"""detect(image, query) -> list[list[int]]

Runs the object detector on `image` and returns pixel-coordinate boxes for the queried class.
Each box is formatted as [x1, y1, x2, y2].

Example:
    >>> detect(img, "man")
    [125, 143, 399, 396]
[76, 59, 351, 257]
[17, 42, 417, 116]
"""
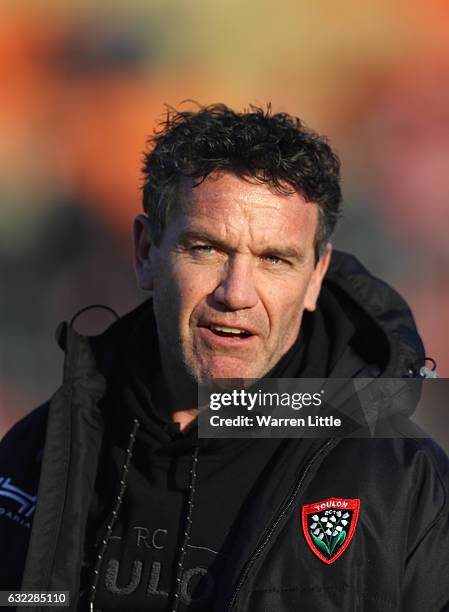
[1, 104, 448, 611]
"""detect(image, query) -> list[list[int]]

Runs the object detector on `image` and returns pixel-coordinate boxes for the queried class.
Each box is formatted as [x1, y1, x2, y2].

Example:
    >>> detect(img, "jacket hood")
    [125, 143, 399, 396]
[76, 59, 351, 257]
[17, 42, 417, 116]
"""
[324, 250, 426, 378]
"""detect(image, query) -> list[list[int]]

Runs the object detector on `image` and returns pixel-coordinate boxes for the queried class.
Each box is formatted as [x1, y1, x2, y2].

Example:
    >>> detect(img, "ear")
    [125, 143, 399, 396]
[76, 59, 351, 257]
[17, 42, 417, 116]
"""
[133, 214, 154, 291]
[304, 243, 332, 312]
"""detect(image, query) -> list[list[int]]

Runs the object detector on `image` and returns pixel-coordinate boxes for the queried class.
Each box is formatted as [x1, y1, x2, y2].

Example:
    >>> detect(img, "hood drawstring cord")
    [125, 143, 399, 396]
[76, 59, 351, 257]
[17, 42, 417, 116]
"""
[171, 445, 200, 612]
[87, 418, 140, 612]
[70, 304, 120, 328]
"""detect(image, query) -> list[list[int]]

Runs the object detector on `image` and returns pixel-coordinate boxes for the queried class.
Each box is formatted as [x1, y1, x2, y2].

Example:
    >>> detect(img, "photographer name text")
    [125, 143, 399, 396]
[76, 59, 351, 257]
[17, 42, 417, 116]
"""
[209, 415, 341, 428]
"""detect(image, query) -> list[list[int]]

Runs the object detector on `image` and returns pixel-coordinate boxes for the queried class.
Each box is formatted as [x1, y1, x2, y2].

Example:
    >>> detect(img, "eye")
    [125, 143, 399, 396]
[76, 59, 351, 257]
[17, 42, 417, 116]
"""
[190, 244, 216, 254]
[263, 254, 284, 265]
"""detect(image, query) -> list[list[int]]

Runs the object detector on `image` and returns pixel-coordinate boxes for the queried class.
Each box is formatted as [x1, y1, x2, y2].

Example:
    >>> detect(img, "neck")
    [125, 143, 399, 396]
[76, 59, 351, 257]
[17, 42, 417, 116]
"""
[172, 408, 199, 431]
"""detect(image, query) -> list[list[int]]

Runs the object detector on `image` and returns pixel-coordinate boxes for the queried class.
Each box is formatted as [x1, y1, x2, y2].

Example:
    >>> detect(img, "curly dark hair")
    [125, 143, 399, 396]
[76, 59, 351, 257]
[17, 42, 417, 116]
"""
[142, 103, 342, 260]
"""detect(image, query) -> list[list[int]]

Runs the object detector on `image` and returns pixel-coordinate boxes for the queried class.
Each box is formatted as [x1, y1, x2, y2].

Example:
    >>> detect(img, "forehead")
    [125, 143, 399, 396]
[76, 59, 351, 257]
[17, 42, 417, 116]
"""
[173, 173, 318, 248]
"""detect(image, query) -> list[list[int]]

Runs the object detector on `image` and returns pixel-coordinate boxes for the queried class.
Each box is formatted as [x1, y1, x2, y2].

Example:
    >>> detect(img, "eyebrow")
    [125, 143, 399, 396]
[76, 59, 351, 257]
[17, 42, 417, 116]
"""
[178, 230, 230, 252]
[257, 246, 306, 261]
[178, 230, 306, 262]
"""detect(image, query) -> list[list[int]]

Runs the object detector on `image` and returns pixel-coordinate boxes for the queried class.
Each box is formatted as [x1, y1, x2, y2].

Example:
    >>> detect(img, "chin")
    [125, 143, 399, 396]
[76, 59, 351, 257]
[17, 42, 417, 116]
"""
[194, 358, 262, 383]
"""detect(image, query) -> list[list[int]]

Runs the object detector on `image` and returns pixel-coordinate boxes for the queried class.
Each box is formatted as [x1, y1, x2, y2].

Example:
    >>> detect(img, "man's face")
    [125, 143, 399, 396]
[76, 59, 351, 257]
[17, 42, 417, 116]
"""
[134, 173, 330, 385]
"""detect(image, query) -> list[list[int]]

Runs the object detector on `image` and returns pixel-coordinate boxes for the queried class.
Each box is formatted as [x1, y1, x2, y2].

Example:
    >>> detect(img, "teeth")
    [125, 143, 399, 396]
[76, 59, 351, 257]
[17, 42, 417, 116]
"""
[210, 325, 247, 335]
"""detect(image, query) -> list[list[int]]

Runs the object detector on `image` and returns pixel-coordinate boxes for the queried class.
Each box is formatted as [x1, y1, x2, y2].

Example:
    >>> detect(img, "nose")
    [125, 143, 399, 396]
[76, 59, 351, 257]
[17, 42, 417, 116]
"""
[213, 255, 259, 311]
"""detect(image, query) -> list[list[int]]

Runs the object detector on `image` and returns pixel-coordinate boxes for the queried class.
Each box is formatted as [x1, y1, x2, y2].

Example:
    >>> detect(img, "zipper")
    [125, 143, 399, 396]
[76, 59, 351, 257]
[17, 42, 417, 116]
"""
[170, 446, 200, 612]
[87, 418, 140, 612]
[226, 437, 339, 612]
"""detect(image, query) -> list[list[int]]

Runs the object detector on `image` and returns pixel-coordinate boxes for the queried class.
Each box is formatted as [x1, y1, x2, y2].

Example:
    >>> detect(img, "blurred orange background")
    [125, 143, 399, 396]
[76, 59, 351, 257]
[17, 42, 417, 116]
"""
[1, 0, 449, 437]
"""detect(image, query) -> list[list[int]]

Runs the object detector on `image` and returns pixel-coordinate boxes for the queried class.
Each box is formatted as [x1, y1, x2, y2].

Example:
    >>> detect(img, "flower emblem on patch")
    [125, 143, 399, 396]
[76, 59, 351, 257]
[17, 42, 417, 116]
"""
[302, 497, 360, 564]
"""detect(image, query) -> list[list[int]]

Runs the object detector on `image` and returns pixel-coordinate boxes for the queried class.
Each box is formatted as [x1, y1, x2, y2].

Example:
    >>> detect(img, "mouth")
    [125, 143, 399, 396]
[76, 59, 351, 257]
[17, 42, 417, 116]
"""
[199, 323, 255, 341]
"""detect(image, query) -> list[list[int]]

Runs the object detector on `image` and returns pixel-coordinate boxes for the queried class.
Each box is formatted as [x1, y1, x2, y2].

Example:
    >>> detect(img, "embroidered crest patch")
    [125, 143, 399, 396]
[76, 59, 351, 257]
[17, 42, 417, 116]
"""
[302, 497, 360, 564]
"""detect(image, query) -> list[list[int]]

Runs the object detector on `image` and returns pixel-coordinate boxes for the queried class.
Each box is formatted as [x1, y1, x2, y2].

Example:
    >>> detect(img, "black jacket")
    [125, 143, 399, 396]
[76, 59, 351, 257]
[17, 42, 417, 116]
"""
[1, 251, 449, 611]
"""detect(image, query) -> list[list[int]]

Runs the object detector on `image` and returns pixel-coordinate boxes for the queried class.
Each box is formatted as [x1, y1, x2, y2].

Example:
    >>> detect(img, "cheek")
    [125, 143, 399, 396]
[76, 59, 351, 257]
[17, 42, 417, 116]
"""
[264, 281, 310, 336]
[168, 265, 215, 323]
[152, 264, 184, 325]
[177, 264, 204, 292]
[263, 281, 306, 320]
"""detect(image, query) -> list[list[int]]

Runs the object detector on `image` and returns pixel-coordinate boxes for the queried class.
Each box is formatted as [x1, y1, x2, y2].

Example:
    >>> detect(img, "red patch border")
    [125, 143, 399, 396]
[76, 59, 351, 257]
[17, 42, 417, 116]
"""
[301, 497, 360, 564]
